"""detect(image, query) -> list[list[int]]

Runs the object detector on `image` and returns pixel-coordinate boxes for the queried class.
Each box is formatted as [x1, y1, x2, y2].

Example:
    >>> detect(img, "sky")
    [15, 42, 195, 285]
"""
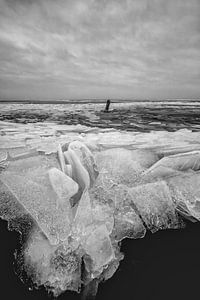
[0, 0, 200, 100]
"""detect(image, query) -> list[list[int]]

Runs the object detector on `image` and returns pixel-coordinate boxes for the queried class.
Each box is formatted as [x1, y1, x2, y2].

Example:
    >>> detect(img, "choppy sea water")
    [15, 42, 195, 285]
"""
[1, 100, 200, 132]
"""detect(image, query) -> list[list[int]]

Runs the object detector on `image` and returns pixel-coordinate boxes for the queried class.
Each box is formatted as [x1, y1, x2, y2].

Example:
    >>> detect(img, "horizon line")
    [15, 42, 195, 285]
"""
[0, 98, 200, 103]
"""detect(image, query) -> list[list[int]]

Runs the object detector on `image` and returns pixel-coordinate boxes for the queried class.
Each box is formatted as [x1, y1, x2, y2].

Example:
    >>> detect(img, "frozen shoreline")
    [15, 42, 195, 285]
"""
[1, 120, 200, 156]
[2, 117, 200, 298]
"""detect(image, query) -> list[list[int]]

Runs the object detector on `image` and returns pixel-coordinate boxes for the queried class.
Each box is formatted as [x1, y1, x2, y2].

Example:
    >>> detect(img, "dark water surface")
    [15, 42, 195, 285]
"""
[1, 101, 200, 132]
[1, 217, 200, 300]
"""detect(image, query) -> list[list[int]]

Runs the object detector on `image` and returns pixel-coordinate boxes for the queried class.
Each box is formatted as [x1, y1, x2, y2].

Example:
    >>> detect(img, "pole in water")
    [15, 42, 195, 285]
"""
[105, 99, 111, 112]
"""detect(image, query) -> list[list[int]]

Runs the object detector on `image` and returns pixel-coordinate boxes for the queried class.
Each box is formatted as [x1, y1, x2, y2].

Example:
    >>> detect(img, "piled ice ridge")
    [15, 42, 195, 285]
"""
[1, 130, 200, 297]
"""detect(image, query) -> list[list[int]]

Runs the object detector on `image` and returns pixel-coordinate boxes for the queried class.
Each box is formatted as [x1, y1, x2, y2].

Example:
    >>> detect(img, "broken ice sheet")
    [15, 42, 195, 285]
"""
[71, 190, 96, 245]
[144, 151, 200, 177]
[128, 181, 181, 232]
[90, 202, 114, 235]
[24, 228, 82, 295]
[0, 150, 7, 163]
[89, 174, 146, 241]
[0, 178, 36, 229]
[2, 137, 200, 298]
[0, 155, 84, 295]
[167, 172, 200, 221]
[0, 172, 72, 244]
[111, 204, 146, 242]
[68, 140, 99, 186]
[64, 149, 90, 191]
[142, 165, 184, 181]
[83, 225, 115, 277]
[95, 148, 144, 187]
[71, 190, 114, 247]
[57, 143, 65, 172]
[94, 148, 159, 188]
[3, 154, 60, 181]
[0, 180, 79, 295]
[48, 167, 78, 208]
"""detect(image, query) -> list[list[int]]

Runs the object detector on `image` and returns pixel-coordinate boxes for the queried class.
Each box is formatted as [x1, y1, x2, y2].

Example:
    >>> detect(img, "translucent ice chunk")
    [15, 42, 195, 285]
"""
[0, 150, 7, 163]
[68, 141, 99, 186]
[0, 179, 32, 224]
[143, 165, 183, 180]
[72, 190, 95, 243]
[83, 225, 115, 276]
[3, 155, 60, 182]
[89, 171, 125, 209]
[130, 149, 159, 169]
[167, 172, 200, 221]
[64, 149, 90, 205]
[173, 200, 197, 223]
[144, 151, 200, 177]
[64, 164, 73, 177]
[0, 171, 72, 245]
[89, 174, 144, 240]
[111, 205, 146, 242]
[57, 144, 65, 172]
[25, 230, 82, 296]
[48, 168, 78, 208]
[47, 245, 82, 295]
[128, 181, 180, 232]
[72, 190, 114, 248]
[90, 203, 114, 234]
[95, 148, 144, 186]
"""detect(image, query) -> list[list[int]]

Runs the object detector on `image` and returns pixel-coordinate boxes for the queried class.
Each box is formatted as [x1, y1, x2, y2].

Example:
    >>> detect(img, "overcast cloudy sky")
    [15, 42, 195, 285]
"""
[0, 0, 199, 100]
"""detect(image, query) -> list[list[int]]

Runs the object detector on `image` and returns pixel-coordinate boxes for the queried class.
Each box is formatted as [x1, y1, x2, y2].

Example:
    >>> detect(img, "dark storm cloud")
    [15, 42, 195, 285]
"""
[0, 0, 200, 100]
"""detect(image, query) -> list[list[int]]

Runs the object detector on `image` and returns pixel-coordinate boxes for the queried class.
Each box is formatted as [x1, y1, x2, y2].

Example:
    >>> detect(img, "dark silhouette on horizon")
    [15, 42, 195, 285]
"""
[104, 99, 111, 112]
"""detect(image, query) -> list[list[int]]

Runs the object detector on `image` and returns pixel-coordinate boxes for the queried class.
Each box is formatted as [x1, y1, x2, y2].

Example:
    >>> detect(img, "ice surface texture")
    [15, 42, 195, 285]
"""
[1, 134, 200, 297]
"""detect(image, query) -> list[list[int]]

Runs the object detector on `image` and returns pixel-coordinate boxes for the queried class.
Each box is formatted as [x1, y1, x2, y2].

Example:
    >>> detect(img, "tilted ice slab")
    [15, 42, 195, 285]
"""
[166, 172, 200, 222]
[128, 181, 180, 232]
[0, 170, 76, 245]
[143, 151, 200, 178]
[1, 124, 200, 296]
